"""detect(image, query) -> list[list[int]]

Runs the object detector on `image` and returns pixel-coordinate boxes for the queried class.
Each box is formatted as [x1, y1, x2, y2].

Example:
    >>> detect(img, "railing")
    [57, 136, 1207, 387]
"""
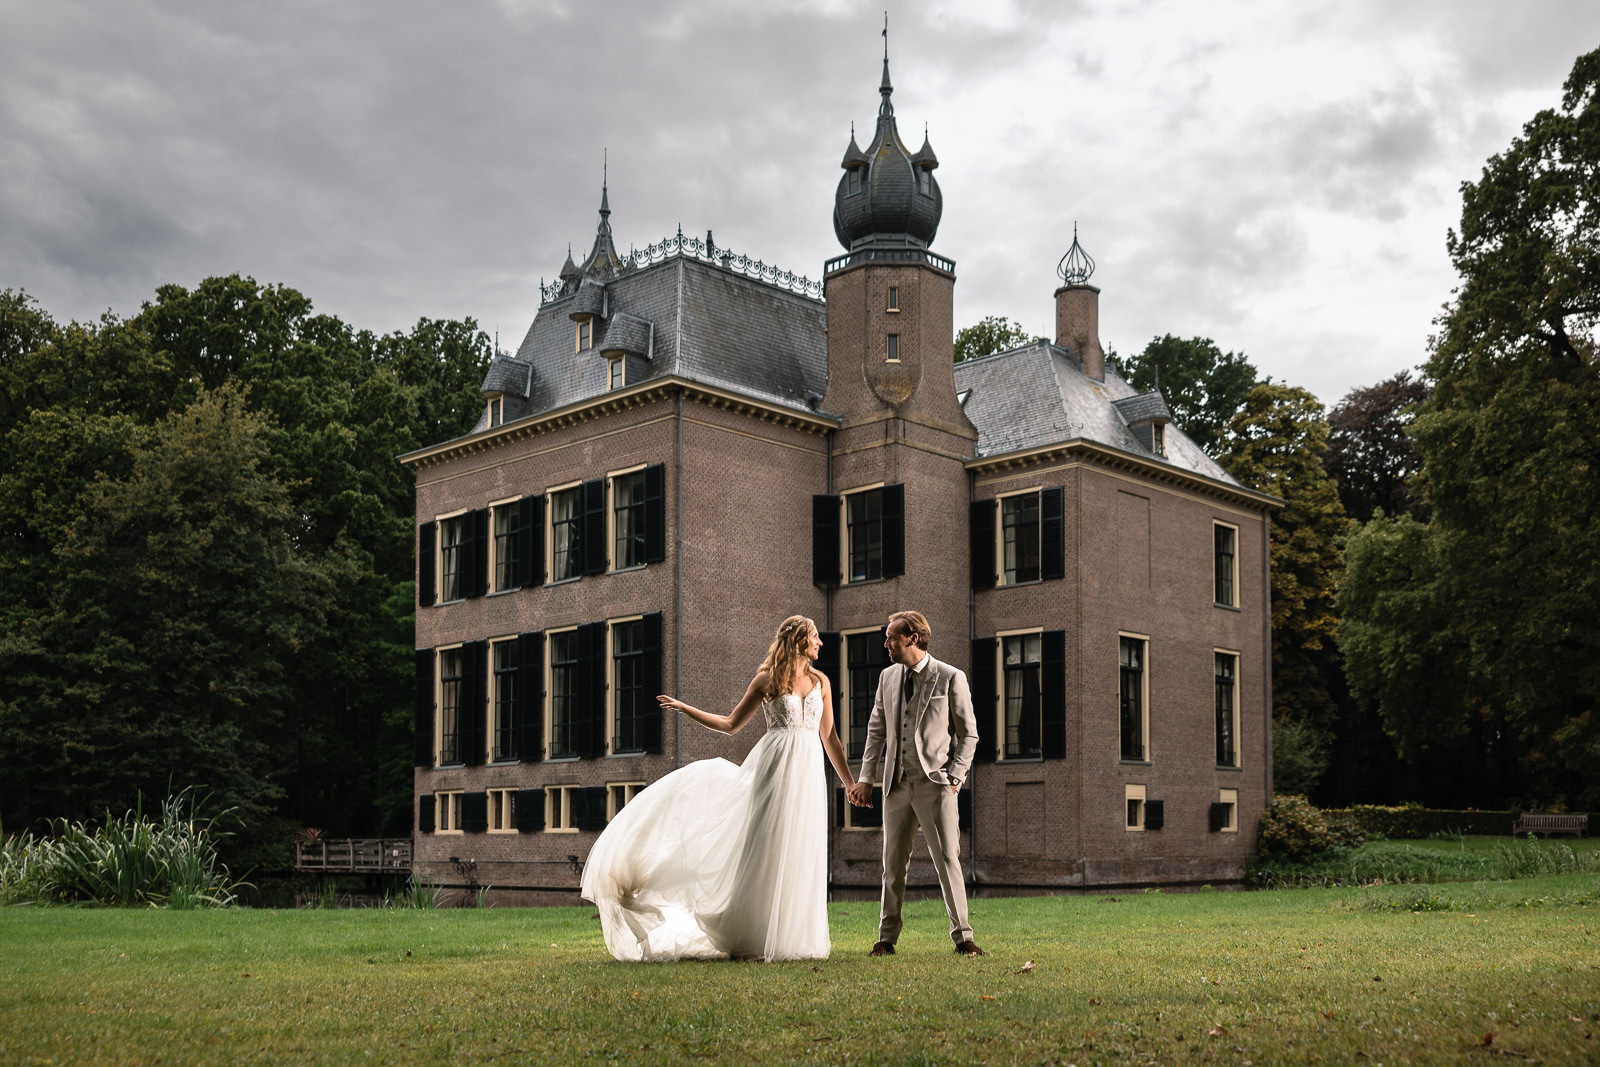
[542, 228, 824, 304]
[823, 247, 956, 277]
[296, 838, 412, 872]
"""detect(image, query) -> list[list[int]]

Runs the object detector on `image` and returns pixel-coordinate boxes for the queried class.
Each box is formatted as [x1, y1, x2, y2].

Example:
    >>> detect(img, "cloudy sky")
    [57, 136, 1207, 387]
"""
[4, 1, 1597, 406]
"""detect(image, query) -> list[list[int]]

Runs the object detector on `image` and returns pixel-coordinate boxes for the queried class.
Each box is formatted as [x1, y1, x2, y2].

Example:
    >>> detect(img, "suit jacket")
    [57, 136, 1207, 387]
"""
[858, 653, 978, 790]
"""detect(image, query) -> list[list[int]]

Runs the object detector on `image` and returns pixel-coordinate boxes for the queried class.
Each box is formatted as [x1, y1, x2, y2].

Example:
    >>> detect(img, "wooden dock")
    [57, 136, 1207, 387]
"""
[295, 838, 412, 873]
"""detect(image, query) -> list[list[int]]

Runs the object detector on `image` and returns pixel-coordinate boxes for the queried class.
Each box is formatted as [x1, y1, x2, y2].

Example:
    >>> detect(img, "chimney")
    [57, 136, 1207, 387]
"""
[1056, 283, 1105, 381]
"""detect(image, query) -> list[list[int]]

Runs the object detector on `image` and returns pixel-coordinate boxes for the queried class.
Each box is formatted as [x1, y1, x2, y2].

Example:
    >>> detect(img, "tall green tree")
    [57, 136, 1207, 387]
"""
[1324, 372, 1431, 523]
[954, 315, 1036, 362]
[1110, 335, 1260, 453]
[1340, 47, 1600, 808]
[1219, 383, 1351, 794]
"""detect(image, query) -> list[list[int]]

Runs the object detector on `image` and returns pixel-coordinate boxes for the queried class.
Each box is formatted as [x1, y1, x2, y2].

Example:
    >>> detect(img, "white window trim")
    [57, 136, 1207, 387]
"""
[606, 781, 646, 821]
[839, 482, 886, 586]
[544, 626, 579, 760]
[487, 633, 519, 763]
[605, 614, 645, 756]
[1218, 788, 1239, 833]
[885, 333, 900, 363]
[546, 481, 584, 585]
[1214, 519, 1240, 609]
[486, 496, 520, 594]
[436, 790, 464, 835]
[545, 785, 579, 833]
[1118, 631, 1151, 764]
[606, 354, 625, 391]
[1125, 783, 1146, 832]
[606, 465, 650, 573]
[1214, 647, 1242, 769]
[434, 642, 465, 767]
[840, 624, 886, 763]
[843, 780, 883, 832]
[994, 626, 1043, 761]
[434, 508, 469, 604]
[994, 486, 1044, 588]
[487, 788, 517, 834]
[575, 319, 592, 352]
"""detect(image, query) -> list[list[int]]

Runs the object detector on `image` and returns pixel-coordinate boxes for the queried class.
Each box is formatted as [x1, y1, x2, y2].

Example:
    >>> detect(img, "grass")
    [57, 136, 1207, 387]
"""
[2, 874, 1598, 1065]
[1250, 833, 1600, 888]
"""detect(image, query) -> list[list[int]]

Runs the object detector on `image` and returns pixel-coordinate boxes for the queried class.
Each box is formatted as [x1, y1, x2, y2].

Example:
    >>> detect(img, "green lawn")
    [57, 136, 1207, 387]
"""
[2, 875, 1597, 1065]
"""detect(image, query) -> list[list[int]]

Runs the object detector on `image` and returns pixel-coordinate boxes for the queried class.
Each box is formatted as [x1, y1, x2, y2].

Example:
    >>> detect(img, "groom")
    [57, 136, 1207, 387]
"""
[847, 610, 983, 957]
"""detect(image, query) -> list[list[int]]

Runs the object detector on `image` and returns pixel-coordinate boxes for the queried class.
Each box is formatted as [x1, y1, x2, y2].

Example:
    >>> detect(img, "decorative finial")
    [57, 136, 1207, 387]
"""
[1056, 222, 1096, 285]
[879, 12, 893, 116]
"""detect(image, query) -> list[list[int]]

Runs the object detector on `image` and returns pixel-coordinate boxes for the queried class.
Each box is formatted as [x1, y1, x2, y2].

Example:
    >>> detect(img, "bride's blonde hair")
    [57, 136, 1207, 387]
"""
[758, 615, 820, 700]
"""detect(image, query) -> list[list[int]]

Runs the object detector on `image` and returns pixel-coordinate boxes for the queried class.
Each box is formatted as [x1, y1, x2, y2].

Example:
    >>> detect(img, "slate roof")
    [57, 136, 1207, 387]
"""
[470, 253, 827, 433]
[953, 341, 1241, 486]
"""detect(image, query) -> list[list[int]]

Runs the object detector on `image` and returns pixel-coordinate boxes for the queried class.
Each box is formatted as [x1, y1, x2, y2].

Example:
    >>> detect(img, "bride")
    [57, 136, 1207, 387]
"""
[580, 615, 860, 961]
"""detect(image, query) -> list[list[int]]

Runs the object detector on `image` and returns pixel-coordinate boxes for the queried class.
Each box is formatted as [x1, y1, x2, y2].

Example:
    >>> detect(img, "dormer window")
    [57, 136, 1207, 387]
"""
[486, 393, 504, 428]
[607, 357, 625, 391]
[1151, 423, 1165, 456]
[576, 319, 593, 351]
[918, 168, 931, 195]
[848, 168, 862, 195]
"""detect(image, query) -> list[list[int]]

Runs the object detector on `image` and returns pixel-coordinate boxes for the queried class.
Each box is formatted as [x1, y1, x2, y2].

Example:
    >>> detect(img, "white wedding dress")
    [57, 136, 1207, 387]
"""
[581, 686, 830, 961]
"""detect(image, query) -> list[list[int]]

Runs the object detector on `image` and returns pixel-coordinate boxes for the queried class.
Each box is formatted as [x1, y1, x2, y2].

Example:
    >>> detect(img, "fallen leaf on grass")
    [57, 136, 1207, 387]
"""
[1321, 1011, 1336, 1020]
[1088, 998, 1101, 1006]
[981, 995, 998, 1001]
[1207, 1025, 1226, 1037]
[1018, 960, 1035, 973]
[1480, 1033, 1494, 1047]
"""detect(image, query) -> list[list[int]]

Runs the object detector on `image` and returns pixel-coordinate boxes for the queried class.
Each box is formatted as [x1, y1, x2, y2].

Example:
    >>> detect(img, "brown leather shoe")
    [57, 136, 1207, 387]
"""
[954, 940, 985, 957]
[870, 941, 896, 956]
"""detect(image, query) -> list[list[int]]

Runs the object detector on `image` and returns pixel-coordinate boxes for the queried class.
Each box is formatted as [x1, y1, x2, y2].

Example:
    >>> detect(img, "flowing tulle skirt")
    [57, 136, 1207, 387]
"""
[580, 727, 829, 961]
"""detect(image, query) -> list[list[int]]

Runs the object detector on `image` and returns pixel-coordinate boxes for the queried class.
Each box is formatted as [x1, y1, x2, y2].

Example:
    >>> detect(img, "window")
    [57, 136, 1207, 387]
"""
[1215, 651, 1239, 767]
[439, 515, 465, 601]
[548, 630, 577, 759]
[1001, 632, 1042, 759]
[846, 488, 883, 583]
[1001, 492, 1041, 585]
[492, 639, 519, 761]
[488, 788, 517, 833]
[546, 785, 578, 832]
[918, 168, 931, 195]
[842, 784, 884, 831]
[1214, 522, 1238, 607]
[438, 647, 463, 764]
[1212, 788, 1238, 832]
[576, 319, 592, 351]
[845, 629, 889, 760]
[486, 394, 504, 428]
[848, 168, 861, 195]
[437, 790, 464, 834]
[549, 486, 582, 582]
[886, 334, 900, 362]
[611, 618, 646, 754]
[491, 500, 520, 592]
[814, 485, 902, 586]
[612, 469, 647, 570]
[1125, 784, 1146, 831]
[607, 782, 645, 820]
[1119, 635, 1147, 761]
[607, 357, 624, 391]
[887, 286, 899, 311]
[1151, 423, 1165, 456]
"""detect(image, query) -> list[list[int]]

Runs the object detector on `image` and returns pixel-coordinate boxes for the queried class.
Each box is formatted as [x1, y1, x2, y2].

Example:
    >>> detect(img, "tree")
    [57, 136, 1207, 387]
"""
[1219, 383, 1351, 792]
[1339, 47, 1600, 808]
[1110, 335, 1260, 453]
[1324, 372, 1431, 523]
[954, 315, 1036, 362]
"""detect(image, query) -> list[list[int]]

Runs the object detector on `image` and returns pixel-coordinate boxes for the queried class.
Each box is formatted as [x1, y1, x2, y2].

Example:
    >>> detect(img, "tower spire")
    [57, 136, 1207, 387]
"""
[879, 12, 893, 117]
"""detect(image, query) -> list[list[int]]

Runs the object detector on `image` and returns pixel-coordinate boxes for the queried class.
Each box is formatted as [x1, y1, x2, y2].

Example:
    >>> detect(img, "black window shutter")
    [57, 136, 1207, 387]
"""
[516, 788, 545, 832]
[969, 637, 998, 763]
[834, 787, 846, 827]
[882, 483, 906, 578]
[1041, 629, 1067, 759]
[812, 495, 841, 585]
[1146, 799, 1165, 831]
[638, 612, 664, 754]
[1209, 802, 1229, 832]
[957, 788, 972, 831]
[417, 794, 436, 833]
[462, 791, 489, 834]
[460, 640, 488, 767]
[466, 507, 489, 597]
[643, 463, 666, 564]
[815, 632, 842, 742]
[1041, 487, 1065, 581]
[413, 648, 435, 767]
[515, 631, 544, 762]
[970, 500, 997, 590]
[515, 496, 538, 589]
[581, 478, 608, 575]
[417, 522, 436, 606]
[575, 786, 609, 831]
[574, 621, 607, 757]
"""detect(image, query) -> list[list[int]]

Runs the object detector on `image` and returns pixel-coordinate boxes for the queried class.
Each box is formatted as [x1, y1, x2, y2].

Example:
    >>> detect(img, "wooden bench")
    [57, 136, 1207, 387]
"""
[1513, 813, 1588, 838]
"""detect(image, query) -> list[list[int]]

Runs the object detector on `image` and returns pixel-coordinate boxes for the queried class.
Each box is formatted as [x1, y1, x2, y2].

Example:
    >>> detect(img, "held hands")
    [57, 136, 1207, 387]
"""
[845, 781, 872, 808]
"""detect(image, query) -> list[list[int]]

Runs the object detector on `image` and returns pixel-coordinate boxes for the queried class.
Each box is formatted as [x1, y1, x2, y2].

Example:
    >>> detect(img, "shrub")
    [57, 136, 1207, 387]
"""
[1255, 795, 1365, 863]
[0, 788, 246, 907]
[1325, 805, 1516, 839]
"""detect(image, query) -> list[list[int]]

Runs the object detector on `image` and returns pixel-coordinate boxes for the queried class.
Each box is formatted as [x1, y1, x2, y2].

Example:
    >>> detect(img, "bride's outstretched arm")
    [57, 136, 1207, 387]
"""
[817, 676, 861, 798]
[658, 672, 768, 735]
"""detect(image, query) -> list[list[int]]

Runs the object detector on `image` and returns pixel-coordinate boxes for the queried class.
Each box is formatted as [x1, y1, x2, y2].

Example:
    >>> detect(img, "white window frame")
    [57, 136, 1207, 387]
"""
[487, 788, 517, 833]
[489, 634, 519, 763]
[840, 625, 887, 762]
[842, 782, 882, 832]
[435, 643, 464, 766]
[607, 781, 645, 820]
[886, 333, 900, 362]
[605, 614, 645, 756]
[995, 627, 1043, 761]
[1118, 631, 1151, 763]
[1125, 783, 1146, 832]
[485, 394, 504, 428]
[606, 355, 625, 391]
[1213, 520, 1239, 608]
[607, 464, 649, 573]
[840, 483, 885, 585]
[575, 319, 592, 352]
[436, 790, 464, 835]
[487, 495, 520, 594]
[995, 487, 1044, 587]
[545, 626, 579, 760]
[887, 286, 899, 312]
[1215, 648, 1241, 769]
[546, 785, 579, 833]
[546, 480, 583, 585]
[1218, 788, 1238, 833]
[435, 508, 468, 603]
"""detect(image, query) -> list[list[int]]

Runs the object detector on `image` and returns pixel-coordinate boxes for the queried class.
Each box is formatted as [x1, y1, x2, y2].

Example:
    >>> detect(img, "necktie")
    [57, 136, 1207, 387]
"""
[902, 666, 916, 713]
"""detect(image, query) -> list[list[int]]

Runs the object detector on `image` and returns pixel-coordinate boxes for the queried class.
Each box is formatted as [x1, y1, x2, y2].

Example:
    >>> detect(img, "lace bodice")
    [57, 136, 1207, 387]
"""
[763, 686, 824, 731]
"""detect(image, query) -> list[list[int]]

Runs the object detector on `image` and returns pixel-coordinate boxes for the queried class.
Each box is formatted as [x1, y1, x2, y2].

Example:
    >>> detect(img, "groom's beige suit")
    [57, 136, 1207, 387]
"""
[858, 652, 977, 946]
